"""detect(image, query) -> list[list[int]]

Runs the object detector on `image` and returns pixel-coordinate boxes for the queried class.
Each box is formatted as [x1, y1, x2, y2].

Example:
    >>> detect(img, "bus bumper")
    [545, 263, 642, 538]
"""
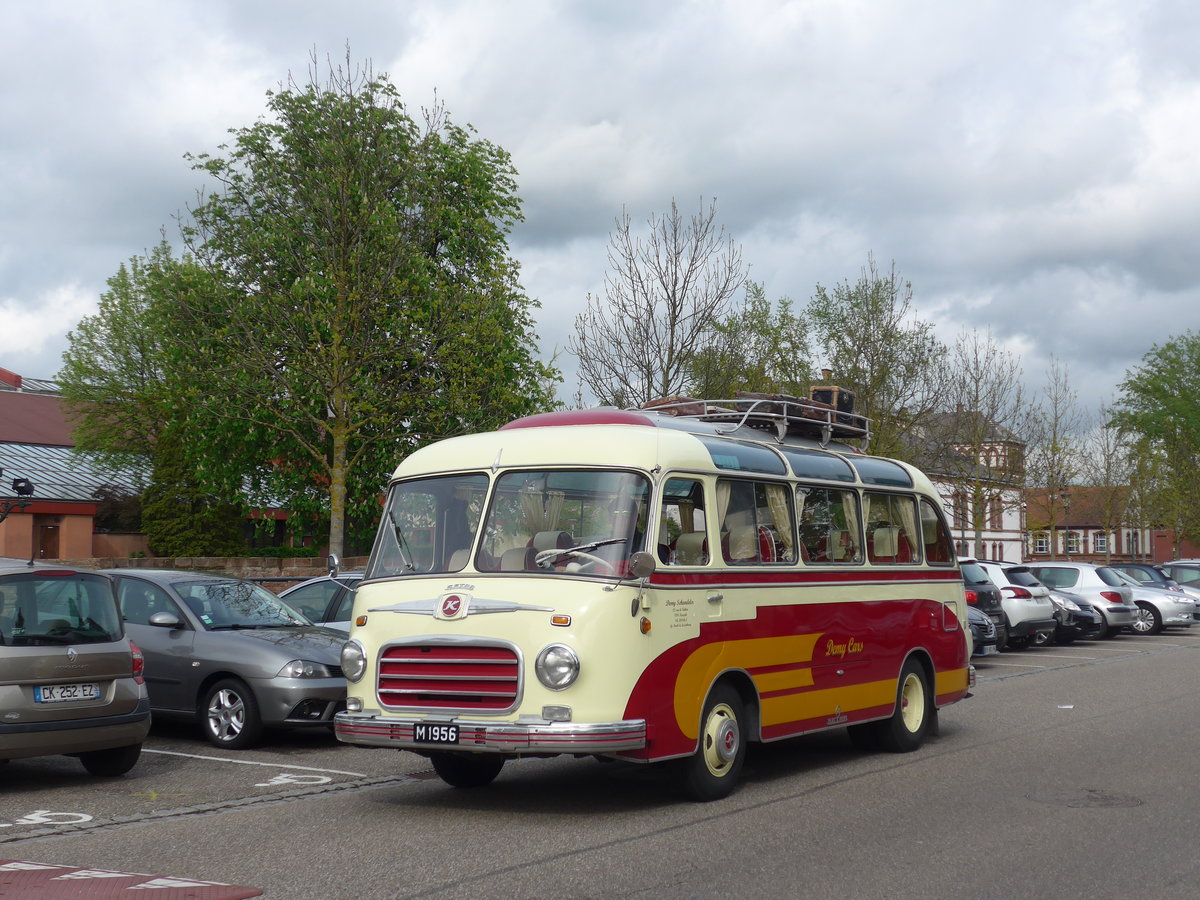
[334, 712, 647, 754]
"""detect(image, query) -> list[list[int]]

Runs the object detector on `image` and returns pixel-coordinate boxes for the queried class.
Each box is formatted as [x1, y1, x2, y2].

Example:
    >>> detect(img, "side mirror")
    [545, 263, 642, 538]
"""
[148, 610, 184, 629]
[327, 553, 341, 578]
[628, 551, 657, 580]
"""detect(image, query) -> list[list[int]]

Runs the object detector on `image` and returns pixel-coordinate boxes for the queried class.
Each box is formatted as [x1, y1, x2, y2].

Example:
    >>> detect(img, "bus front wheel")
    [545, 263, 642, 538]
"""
[680, 684, 746, 802]
[878, 658, 933, 753]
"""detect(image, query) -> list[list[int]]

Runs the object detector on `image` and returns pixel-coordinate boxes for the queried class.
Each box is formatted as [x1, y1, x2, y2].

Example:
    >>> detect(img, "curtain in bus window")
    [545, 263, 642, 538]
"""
[764, 484, 794, 559]
[520, 488, 564, 534]
[841, 493, 861, 560]
[895, 497, 919, 561]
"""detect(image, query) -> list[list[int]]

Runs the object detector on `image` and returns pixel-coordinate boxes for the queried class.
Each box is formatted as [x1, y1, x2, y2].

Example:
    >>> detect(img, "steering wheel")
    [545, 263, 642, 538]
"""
[535, 549, 616, 574]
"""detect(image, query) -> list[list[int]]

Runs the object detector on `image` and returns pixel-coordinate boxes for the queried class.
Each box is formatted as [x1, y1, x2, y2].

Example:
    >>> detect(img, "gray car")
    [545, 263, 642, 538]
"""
[1108, 568, 1196, 634]
[1026, 563, 1139, 638]
[278, 572, 363, 633]
[1, 561, 150, 775]
[104, 569, 346, 749]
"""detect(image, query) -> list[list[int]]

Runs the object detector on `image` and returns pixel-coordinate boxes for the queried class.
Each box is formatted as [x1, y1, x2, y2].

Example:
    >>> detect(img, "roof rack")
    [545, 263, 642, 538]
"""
[638, 390, 870, 445]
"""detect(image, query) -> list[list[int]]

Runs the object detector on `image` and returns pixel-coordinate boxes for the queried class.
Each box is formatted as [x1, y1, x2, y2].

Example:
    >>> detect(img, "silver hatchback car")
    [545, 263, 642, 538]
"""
[0, 561, 150, 775]
[105, 569, 346, 749]
[1026, 563, 1139, 638]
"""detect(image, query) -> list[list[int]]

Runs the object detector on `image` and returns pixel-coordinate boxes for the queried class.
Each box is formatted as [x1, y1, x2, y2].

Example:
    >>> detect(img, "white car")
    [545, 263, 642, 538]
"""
[1026, 563, 1139, 638]
[976, 562, 1056, 649]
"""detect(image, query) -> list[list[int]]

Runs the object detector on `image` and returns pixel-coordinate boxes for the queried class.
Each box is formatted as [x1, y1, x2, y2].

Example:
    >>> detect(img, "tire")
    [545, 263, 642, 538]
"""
[1006, 635, 1030, 650]
[1056, 633, 1076, 645]
[203, 678, 263, 749]
[79, 743, 142, 777]
[1131, 602, 1163, 635]
[878, 658, 933, 753]
[994, 622, 1009, 652]
[1103, 626, 1123, 639]
[430, 752, 505, 788]
[680, 684, 747, 801]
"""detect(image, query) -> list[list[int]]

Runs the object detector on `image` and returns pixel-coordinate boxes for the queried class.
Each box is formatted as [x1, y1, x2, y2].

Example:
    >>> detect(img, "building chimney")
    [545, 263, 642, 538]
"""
[0, 367, 22, 390]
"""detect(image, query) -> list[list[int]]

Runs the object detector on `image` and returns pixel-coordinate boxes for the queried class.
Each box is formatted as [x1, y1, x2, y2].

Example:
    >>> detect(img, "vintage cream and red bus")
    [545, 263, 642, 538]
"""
[334, 395, 972, 800]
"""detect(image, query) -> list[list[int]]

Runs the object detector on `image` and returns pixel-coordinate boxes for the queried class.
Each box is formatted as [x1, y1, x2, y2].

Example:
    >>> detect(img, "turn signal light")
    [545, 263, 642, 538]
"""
[355, 615, 368, 627]
[639, 617, 652, 634]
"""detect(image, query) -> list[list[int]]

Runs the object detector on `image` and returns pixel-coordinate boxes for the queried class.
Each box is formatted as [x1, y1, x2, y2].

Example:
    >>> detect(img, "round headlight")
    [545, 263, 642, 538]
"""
[341, 640, 367, 683]
[535, 643, 580, 691]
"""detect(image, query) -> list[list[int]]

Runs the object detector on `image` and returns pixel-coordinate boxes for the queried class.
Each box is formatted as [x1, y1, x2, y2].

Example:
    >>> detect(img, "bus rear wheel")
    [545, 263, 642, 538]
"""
[430, 752, 505, 788]
[878, 658, 933, 753]
[680, 684, 746, 802]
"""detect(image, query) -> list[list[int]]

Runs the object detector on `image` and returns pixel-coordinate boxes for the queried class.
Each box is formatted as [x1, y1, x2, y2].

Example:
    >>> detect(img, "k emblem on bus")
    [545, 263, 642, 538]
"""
[437, 593, 470, 620]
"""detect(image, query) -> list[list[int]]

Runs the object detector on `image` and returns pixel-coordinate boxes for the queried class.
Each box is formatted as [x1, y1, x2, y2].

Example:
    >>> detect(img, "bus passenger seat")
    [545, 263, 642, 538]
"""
[501, 547, 534, 571]
[727, 525, 759, 563]
[447, 549, 471, 570]
[673, 532, 708, 565]
[533, 530, 573, 551]
[871, 526, 900, 561]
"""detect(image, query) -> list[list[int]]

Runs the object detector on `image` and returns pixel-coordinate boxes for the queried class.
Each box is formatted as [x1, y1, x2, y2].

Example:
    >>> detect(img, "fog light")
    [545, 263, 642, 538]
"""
[347, 696, 363, 712]
[542, 705, 572, 722]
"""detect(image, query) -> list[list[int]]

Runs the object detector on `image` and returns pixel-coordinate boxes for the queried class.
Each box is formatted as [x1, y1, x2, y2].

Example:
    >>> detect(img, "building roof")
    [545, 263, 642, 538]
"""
[0, 443, 144, 503]
[0, 377, 75, 446]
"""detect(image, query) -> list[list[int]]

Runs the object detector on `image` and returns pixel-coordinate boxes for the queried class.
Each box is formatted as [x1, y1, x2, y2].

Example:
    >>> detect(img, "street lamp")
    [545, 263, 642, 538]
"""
[0, 469, 36, 524]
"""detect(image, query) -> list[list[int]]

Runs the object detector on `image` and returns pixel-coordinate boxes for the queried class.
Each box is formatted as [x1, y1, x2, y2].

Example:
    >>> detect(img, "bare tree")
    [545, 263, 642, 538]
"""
[922, 329, 1035, 558]
[1078, 400, 1131, 562]
[1025, 357, 1088, 558]
[569, 198, 745, 406]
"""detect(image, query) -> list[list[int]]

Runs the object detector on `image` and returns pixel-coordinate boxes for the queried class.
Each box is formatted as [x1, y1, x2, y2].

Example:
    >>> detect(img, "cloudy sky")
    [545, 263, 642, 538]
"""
[3, 0, 1198, 416]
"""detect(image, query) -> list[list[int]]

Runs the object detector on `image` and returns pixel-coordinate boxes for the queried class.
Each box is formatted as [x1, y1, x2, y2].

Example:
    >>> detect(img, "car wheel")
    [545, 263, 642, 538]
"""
[203, 678, 263, 749]
[680, 683, 747, 801]
[1056, 633, 1076, 645]
[994, 621, 1009, 651]
[429, 752, 505, 788]
[878, 658, 933, 753]
[1131, 602, 1163, 635]
[78, 743, 142, 777]
[1007, 635, 1030, 650]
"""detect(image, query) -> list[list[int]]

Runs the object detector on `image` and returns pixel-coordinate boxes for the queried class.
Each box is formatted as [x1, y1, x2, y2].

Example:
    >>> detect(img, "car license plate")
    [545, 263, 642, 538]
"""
[413, 723, 459, 745]
[34, 682, 100, 703]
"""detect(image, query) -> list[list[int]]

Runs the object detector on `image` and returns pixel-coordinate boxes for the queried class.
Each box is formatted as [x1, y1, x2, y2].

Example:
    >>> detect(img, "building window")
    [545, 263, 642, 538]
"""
[1034, 532, 1048, 554]
[952, 492, 967, 530]
[1066, 531, 1080, 554]
[988, 495, 1003, 529]
[1094, 533, 1107, 553]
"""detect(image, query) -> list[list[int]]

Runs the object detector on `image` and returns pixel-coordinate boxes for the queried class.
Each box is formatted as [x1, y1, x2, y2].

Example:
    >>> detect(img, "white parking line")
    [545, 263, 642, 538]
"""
[143, 748, 367, 778]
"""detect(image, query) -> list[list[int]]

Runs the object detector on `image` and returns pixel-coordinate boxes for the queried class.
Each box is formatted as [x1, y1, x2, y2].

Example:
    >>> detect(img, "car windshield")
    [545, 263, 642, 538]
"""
[0, 571, 122, 646]
[367, 473, 489, 579]
[1169, 566, 1200, 586]
[176, 580, 309, 629]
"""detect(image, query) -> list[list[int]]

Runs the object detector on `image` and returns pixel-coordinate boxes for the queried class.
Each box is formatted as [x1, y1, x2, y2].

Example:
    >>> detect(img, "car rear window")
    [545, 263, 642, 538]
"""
[960, 562, 992, 585]
[1095, 567, 1127, 586]
[0, 571, 122, 646]
[1003, 567, 1042, 588]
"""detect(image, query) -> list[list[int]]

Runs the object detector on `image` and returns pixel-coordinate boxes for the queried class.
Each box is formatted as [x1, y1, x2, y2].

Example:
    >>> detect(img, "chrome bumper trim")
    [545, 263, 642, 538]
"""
[334, 712, 647, 754]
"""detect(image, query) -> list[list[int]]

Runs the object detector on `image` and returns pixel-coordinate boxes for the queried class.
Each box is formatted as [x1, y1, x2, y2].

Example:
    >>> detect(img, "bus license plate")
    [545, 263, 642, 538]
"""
[35, 683, 100, 703]
[413, 723, 459, 745]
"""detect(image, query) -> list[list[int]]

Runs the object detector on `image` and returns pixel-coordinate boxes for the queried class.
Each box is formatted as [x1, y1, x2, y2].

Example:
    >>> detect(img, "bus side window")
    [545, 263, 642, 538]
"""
[716, 480, 795, 565]
[863, 492, 920, 564]
[919, 498, 954, 565]
[797, 486, 862, 564]
[659, 477, 709, 566]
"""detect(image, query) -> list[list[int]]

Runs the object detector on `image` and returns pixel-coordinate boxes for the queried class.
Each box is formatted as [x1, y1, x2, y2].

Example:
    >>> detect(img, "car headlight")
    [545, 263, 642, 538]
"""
[1057, 597, 1080, 612]
[341, 641, 367, 683]
[535, 644, 580, 691]
[278, 659, 333, 679]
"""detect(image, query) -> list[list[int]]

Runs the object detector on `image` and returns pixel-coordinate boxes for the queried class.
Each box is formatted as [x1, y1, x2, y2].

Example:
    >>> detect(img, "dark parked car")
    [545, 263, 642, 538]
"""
[1047, 588, 1104, 643]
[1, 562, 150, 775]
[968, 604, 999, 657]
[278, 572, 362, 633]
[105, 569, 346, 749]
[961, 558, 1007, 649]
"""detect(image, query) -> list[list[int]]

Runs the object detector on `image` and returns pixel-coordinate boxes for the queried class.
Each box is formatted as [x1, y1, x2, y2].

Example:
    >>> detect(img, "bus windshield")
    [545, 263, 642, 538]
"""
[479, 469, 651, 576]
[366, 469, 652, 579]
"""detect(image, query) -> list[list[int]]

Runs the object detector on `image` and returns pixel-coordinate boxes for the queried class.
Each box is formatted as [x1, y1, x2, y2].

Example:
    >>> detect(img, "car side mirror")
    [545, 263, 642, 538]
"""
[327, 553, 341, 578]
[628, 551, 657, 580]
[148, 610, 184, 629]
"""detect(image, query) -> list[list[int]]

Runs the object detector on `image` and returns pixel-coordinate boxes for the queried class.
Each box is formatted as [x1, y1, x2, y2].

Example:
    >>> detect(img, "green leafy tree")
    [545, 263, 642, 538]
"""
[806, 253, 946, 457]
[1111, 332, 1200, 551]
[685, 281, 813, 398]
[140, 431, 246, 557]
[164, 55, 555, 556]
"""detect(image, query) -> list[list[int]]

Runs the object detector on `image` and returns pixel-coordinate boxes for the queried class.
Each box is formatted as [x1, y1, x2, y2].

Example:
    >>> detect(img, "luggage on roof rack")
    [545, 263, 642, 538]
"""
[639, 389, 870, 443]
